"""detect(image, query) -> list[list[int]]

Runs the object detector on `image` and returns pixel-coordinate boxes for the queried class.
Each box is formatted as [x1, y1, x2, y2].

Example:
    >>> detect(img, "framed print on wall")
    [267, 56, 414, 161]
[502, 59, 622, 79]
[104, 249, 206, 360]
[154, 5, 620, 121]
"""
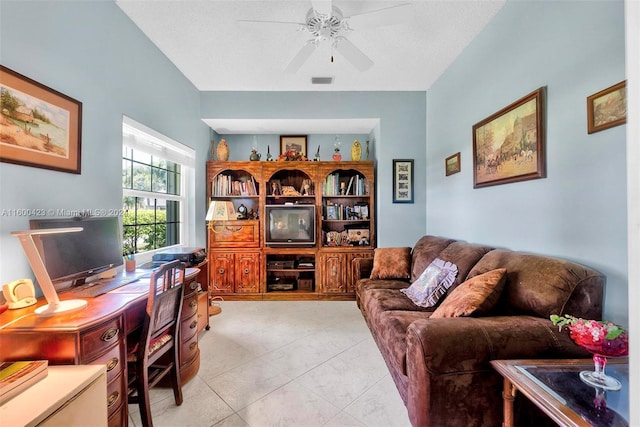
[393, 159, 414, 203]
[0, 65, 82, 174]
[445, 152, 461, 176]
[280, 135, 307, 157]
[587, 80, 626, 134]
[472, 87, 546, 189]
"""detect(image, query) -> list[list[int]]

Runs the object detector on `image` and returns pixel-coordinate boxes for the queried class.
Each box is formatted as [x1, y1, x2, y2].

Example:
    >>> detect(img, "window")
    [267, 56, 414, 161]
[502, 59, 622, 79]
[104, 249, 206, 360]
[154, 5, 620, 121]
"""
[122, 116, 195, 256]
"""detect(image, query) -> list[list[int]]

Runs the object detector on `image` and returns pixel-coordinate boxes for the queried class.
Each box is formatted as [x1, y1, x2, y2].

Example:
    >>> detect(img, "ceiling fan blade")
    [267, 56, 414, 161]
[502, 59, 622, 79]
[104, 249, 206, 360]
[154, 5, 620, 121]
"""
[333, 37, 374, 71]
[311, 0, 332, 16]
[284, 41, 317, 73]
[346, 3, 413, 30]
[237, 19, 305, 26]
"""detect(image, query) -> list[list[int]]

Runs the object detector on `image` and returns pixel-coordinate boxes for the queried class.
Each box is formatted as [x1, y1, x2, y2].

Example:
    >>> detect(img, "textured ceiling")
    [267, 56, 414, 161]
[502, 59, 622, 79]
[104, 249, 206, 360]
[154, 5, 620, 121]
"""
[115, 0, 506, 92]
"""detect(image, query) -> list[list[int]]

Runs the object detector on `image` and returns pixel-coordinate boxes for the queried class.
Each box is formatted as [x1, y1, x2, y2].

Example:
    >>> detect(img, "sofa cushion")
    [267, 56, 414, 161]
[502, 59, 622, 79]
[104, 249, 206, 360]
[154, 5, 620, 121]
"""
[468, 250, 605, 318]
[401, 258, 458, 307]
[362, 288, 433, 321]
[370, 247, 412, 280]
[410, 236, 457, 282]
[431, 268, 506, 318]
[433, 241, 494, 291]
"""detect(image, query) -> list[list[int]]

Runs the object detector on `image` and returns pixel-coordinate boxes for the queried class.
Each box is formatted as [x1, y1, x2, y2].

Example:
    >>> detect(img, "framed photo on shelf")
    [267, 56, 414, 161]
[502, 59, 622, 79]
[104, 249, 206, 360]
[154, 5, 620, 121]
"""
[445, 152, 461, 176]
[0, 65, 82, 174]
[280, 135, 307, 156]
[392, 159, 414, 203]
[325, 205, 339, 220]
[472, 87, 546, 189]
[587, 80, 626, 134]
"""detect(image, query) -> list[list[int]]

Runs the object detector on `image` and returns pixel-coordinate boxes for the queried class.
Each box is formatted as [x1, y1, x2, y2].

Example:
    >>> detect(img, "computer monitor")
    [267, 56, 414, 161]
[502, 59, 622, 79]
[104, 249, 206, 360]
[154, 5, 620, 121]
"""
[29, 216, 124, 290]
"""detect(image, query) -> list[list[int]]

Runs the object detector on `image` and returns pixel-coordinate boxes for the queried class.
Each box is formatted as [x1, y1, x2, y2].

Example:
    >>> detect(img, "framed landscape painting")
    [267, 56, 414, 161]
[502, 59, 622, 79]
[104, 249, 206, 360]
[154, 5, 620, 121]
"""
[0, 65, 82, 174]
[587, 80, 626, 134]
[280, 135, 307, 157]
[472, 87, 546, 188]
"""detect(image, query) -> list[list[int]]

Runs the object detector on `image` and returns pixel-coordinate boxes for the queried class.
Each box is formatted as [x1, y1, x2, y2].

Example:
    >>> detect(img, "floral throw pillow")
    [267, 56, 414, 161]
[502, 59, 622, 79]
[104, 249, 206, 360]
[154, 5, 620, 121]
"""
[430, 268, 507, 318]
[400, 258, 458, 308]
[369, 247, 412, 280]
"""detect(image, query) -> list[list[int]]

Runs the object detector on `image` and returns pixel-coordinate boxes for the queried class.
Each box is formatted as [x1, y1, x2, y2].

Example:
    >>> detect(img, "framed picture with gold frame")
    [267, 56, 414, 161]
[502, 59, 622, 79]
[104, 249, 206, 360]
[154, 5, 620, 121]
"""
[0, 65, 82, 174]
[445, 152, 461, 176]
[472, 87, 546, 188]
[587, 80, 626, 134]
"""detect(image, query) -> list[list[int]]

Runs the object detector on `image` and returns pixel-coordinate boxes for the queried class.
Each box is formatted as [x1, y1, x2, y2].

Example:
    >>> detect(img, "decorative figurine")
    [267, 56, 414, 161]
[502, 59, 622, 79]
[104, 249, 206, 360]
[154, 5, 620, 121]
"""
[351, 139, 362, 161]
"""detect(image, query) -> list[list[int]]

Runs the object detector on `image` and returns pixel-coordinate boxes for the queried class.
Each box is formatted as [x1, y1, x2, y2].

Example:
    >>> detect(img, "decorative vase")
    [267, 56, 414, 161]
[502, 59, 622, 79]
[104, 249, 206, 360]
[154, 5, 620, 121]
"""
[551, 314, 629, 391]
[249, 149, 261, 161]
[216, 139, 229, 161]
[351, 139, 362, 161]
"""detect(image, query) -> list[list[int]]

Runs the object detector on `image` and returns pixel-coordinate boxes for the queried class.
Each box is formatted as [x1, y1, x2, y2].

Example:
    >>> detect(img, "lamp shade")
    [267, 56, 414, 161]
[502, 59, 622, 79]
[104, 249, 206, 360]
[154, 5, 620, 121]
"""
[206, 201, 236, 221]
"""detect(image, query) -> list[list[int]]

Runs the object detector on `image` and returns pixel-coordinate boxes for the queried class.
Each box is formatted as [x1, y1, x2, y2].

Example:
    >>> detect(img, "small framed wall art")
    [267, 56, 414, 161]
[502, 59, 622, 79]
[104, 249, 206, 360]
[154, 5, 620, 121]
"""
[472, 87, 546, 188]
[587, 80, 626, 134]
[392, 159, 414, 203]
[280, 135, 307, 157]
[445, 152, 461, 176]
[0, 65, 82, 174]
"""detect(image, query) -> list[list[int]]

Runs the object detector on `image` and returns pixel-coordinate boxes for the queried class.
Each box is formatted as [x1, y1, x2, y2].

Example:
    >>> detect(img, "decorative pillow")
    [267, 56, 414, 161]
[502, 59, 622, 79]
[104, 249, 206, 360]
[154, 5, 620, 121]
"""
[400, 258, 458, 307]
[369, 247, 412, 280]
[430, 268, 507, 318]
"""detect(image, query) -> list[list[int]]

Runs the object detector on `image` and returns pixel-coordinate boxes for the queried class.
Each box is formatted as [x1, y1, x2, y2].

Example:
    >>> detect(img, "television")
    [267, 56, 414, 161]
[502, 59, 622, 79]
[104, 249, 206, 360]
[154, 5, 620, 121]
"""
[265, 204, 316, 247]
[29, 216, 124, 290]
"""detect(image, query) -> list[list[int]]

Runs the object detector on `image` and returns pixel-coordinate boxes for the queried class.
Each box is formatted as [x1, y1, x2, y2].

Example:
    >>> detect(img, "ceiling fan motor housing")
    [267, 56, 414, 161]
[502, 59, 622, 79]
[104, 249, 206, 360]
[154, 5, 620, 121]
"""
[305, 6, 346, 41]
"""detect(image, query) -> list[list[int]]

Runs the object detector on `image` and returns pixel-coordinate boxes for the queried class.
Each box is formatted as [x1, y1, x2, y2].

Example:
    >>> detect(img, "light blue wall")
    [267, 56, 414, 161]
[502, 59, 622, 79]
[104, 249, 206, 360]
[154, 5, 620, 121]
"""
[201, 91, 427, 247]
[0, 1, 210, 285]
[426, 1, 627, 325]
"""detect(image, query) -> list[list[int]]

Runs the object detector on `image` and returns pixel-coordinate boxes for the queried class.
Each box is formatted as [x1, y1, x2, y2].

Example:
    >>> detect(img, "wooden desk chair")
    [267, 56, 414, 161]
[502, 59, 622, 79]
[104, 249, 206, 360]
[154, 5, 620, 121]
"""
[127, 260, 186, 427]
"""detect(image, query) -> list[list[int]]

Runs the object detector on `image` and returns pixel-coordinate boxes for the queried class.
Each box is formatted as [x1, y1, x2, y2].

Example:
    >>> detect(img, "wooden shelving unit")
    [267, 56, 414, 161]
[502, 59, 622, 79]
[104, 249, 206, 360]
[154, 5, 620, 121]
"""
[206, 161, 375, 300]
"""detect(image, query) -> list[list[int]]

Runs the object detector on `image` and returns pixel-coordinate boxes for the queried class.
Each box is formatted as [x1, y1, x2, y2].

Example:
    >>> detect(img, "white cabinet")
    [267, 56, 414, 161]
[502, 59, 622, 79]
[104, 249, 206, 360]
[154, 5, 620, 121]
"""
[0, 365, 107, 427]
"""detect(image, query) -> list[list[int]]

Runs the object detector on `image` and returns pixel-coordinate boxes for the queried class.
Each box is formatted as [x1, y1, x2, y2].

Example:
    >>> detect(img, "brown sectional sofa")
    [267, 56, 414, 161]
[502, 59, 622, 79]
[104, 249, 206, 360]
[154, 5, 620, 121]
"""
[355, 235, 605, 427]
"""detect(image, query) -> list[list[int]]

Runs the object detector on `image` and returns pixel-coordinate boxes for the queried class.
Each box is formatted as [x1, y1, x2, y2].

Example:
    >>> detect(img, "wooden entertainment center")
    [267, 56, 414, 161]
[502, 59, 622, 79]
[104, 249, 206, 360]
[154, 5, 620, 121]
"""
[207, 161, 375, 300]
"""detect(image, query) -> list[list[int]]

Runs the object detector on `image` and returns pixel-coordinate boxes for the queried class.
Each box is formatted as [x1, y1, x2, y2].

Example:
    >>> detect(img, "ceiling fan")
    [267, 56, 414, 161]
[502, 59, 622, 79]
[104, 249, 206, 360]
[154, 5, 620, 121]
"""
[238, 1, 412, 73]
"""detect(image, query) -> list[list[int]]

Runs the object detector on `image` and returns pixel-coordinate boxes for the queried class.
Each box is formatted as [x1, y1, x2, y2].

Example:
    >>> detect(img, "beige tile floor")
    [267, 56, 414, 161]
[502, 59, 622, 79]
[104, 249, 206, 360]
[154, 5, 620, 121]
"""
[129, 301, 411, 427]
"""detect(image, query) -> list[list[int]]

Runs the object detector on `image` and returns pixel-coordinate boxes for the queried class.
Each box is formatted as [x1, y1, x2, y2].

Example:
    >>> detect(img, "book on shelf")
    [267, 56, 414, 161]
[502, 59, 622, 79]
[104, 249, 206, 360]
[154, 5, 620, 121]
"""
[0, 360, 48, 404]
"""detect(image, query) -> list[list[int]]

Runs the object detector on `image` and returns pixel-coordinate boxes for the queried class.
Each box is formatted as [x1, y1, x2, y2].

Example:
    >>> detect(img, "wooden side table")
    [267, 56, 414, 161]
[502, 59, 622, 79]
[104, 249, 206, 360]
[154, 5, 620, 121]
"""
[491, 359, 629, 427]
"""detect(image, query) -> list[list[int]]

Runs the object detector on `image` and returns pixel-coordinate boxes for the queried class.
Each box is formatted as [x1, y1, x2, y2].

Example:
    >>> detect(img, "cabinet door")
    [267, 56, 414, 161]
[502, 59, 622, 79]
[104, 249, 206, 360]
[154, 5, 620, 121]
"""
[211, 252, 234, 293]
[319, 253, 346, 293]
[235, 252, 260, 293]
[347, 252, 374, 293]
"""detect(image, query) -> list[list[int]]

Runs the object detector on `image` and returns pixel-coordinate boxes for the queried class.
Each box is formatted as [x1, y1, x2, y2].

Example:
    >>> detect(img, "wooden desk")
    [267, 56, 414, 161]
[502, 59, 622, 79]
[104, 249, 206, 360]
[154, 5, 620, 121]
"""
[0, 267, 203, 427]
[491, 359, 629, 427]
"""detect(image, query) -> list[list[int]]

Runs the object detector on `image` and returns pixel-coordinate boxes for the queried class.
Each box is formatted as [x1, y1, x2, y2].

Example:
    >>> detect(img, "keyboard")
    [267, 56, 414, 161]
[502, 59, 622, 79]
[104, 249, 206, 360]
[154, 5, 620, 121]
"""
[73, 277, 140, 298]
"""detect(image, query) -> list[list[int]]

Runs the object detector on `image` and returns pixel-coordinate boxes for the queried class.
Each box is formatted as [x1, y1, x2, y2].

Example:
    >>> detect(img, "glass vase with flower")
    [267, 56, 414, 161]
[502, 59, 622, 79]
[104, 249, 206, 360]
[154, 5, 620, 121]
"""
[551, 314, 628, 390]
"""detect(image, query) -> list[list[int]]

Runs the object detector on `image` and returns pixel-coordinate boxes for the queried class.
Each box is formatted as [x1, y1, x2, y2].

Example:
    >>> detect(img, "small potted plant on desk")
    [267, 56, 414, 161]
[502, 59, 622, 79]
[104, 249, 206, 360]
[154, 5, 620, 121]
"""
[123, 246, 136, 273]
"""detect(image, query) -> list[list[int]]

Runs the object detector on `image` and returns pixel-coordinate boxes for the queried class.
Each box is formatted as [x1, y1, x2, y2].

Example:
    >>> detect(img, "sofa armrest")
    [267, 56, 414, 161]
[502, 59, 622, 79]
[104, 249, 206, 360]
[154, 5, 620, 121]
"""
[404, 315, 590, 427]
[407, 315, 588, 374]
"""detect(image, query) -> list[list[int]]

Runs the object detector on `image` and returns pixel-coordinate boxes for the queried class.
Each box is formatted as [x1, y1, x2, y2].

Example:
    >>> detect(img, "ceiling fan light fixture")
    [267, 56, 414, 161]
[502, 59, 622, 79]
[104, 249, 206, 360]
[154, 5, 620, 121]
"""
[311, 77, 334, 85]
